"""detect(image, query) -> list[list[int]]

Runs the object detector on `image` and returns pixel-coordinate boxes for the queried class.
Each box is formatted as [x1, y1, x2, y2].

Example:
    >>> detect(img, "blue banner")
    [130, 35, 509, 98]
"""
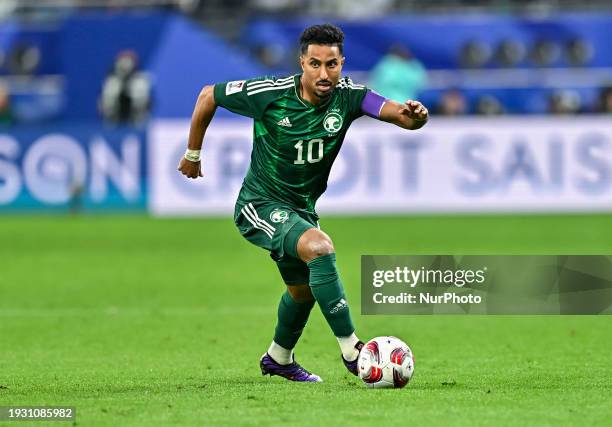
[0, 124, 147, 212]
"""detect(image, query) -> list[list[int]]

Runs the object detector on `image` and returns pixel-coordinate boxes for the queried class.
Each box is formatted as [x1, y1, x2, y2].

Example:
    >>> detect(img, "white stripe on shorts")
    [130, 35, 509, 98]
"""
[241, 206, 274, 239]
[245, 203, 276, 234]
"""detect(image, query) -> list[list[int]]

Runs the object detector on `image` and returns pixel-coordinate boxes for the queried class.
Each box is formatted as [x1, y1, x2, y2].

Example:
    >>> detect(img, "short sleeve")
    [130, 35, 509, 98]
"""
[338, 77, 368, 120]
[214, 77, 285, 120]
[349, 87, 368, 120]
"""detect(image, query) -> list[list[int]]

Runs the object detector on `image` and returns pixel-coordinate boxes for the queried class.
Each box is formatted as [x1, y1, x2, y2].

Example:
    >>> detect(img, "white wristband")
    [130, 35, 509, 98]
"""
[184, 149, 201, 162]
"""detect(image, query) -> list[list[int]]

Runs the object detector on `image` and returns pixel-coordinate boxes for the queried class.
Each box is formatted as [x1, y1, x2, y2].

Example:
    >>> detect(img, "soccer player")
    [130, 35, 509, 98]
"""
[179, 24, 428, 382]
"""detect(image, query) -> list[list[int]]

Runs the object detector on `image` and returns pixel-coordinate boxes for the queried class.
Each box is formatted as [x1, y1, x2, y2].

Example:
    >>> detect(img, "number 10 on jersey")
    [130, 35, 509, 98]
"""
[294, 139, 324, 164]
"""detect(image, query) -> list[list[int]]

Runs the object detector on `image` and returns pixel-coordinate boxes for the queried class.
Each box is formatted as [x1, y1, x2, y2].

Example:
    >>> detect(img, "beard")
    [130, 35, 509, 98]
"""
[314, 80, 334, 98]
[314, 89, 332, 99]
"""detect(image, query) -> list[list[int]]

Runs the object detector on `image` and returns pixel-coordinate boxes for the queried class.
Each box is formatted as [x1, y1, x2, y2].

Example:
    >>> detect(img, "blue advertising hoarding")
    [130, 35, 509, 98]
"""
[0, 124, 146, 212]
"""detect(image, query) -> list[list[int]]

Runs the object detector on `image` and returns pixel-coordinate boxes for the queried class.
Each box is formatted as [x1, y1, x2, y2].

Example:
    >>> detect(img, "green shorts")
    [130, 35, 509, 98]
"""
[234, 199, 319, 285]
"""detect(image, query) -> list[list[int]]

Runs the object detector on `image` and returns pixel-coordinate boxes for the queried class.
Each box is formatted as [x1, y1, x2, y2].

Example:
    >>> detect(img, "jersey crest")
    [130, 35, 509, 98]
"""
[270, 208, 289, 223]
[323, 111, 343, 134]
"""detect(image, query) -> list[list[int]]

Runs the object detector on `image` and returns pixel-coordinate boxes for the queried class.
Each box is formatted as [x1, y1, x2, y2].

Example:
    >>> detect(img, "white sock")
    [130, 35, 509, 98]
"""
[267, 341, 293, 365]
[337, 333, 360, 361]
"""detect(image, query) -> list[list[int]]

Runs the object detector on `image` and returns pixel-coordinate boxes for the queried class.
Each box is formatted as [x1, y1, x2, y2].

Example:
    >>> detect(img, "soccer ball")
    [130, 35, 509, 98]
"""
[357, 336, 414, 388]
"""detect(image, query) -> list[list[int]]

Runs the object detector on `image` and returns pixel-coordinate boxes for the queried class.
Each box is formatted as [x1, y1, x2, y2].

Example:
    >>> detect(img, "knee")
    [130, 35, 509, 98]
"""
[287, 285, 314, 303]
[309, 238, 334, 258]
[297, 229, 335, 263]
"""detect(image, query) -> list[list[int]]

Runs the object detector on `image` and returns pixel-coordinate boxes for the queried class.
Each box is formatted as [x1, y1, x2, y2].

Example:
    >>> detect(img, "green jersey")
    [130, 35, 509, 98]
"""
[213, 74, 368, 212]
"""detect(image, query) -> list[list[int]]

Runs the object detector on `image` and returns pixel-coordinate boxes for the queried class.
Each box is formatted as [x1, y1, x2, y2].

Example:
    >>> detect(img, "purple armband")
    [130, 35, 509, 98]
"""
[361, 90, 387, 118]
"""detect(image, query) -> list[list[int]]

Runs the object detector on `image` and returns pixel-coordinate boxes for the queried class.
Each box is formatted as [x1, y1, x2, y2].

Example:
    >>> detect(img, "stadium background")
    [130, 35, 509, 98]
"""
[1, 1, 611, 425]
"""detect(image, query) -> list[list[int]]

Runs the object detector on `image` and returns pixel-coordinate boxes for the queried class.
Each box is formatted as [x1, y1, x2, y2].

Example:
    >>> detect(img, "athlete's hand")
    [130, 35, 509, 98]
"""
[178, 157, 203, 179]
[399, 100, 428, 122]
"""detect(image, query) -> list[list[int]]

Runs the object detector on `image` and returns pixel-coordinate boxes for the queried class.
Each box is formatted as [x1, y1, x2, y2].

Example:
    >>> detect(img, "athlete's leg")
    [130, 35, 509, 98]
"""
[262, 282, 320, 382]
[297, 228, 363, 369]
[286, 284, 314, 302]
[269, 284, 314, 364]
[263, 282, 320, 382]
[235, 201, 321, 381]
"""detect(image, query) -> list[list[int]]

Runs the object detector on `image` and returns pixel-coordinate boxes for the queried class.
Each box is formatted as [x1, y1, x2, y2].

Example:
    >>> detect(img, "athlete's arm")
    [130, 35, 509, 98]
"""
[178, 84, 217, 179]
[361, 90, 428, 130]
[380, 99, 428, 130]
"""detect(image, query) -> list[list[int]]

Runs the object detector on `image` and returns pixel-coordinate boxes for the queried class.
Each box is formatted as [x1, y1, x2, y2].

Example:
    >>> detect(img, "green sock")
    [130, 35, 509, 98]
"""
[273, 291, 315, 350]
[307, 253, 355, 337]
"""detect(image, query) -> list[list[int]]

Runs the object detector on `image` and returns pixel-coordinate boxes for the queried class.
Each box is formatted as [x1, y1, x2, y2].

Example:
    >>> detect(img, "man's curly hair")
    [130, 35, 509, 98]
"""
[299, 24, 344, 54]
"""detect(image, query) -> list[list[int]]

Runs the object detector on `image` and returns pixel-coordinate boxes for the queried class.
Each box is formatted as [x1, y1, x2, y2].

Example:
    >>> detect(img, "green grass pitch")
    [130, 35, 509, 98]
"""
[1, 214, 611, 426]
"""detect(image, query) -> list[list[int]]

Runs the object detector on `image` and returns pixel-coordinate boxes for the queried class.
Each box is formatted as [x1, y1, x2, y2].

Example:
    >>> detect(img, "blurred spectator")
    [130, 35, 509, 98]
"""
[369, 44, 427, 103]
[595, 85, 612, 113]
[460, 40, 492, 68]
[548, 90, 581, 115]
[531, 40, 561, 67]
[565, 38, 593, 66]
[436, 89, 467, 116]
[494, 39, 526, 67]
[8, 43, 41, 76]
[255, 44, 286, 69]
[475, 95, 504, 115]
[99, 50, 151, 125]
[0, 84, 15, 126]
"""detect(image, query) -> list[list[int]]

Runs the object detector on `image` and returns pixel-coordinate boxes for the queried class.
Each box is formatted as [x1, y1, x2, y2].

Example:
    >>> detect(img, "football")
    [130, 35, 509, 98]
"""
[358, 336, 414, 388]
